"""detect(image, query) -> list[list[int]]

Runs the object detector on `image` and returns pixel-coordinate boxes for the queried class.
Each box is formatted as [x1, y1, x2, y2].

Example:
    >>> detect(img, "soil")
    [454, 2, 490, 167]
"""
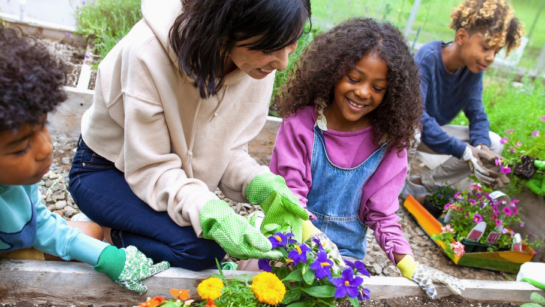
[513, 155, 538, 180]
[36, 38, 87, 88]
[338, 295, 519, 307]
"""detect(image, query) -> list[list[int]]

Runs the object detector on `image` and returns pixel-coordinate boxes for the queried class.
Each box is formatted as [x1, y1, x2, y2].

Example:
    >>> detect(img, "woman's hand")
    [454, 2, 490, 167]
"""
[397, 255, 465, 298]
[246, 173, 309, 242]
[200, 199, 283, 260]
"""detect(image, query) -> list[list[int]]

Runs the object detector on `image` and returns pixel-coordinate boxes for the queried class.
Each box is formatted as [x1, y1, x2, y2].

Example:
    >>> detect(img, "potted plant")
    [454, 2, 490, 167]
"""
[423, 185, 457, 219]
[432, 184, 543, 255]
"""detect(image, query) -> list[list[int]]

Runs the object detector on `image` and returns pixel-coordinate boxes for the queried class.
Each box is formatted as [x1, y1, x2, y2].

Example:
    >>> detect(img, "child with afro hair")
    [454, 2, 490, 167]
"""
[0, 24, 168, 293]
[271, 18, 464, 299]
[402, 0, 523, 200]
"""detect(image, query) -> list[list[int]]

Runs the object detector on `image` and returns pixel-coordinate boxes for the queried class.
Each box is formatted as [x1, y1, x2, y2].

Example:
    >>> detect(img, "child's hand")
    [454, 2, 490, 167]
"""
[397, 255, 464, 298]
[245, 173, 309, 242]
[94, 246, 170, 294]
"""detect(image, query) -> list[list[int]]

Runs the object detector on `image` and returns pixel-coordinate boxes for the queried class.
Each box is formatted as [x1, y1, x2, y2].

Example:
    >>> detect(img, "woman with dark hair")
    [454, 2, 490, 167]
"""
[68, 0, 311, 271]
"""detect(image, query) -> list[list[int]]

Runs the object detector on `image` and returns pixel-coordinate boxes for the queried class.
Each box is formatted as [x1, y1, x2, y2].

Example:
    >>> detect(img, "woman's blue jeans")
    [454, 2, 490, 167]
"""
[68, 137, 226, 270]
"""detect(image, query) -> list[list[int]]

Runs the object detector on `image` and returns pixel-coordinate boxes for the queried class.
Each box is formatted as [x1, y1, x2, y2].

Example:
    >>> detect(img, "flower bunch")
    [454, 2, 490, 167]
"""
[259, 225, 371, 306]
[433, 186, 543, 253]
[427, 185, 457, 209]
[135, 290, 193, 307]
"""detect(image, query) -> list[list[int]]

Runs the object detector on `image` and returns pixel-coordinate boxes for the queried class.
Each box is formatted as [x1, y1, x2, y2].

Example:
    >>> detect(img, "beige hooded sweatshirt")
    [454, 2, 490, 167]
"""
[81, 0, 273, 236]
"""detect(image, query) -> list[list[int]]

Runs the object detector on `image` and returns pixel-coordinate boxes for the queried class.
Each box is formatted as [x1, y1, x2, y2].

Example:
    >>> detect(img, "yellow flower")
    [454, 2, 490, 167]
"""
[197, 277, 224, 301]
[251, 272, 286, 305]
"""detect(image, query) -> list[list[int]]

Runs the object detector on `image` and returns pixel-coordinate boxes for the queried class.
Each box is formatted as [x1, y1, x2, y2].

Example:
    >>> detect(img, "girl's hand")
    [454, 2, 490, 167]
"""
[245, 173, 309, 242]
[397, 255, 465, 299]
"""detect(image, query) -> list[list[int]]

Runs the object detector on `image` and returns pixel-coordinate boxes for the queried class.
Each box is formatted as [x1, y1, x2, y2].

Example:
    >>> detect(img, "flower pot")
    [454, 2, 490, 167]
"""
[422, 196, 443, 219]
[461, 239, 510, 253]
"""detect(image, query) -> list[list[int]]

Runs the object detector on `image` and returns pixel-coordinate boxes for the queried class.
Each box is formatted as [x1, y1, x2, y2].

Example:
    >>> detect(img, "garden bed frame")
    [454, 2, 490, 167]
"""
[0, 259, 543, 305]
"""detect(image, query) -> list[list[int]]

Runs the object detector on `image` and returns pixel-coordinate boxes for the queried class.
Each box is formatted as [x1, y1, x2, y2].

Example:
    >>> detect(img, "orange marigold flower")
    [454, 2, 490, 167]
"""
[170, 288, 191, 300]
[137, 296, 165, 307]
[205, 299, 216, 307]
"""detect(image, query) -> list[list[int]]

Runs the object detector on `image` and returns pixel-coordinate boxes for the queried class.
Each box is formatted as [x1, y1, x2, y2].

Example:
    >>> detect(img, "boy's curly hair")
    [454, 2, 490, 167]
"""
[0, 24, 66, 132]
[450, 0, 524, 56]
[275, 18, 422, 153]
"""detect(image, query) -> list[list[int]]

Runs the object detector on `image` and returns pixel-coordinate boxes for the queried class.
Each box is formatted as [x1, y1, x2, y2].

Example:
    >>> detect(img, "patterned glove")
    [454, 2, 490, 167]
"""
[462, 145, 501, 187]
[94, 246, 170, 294]
[246, 173, 309, 242]
[200, 199, 283, 260]
[397, 255, 465, 298]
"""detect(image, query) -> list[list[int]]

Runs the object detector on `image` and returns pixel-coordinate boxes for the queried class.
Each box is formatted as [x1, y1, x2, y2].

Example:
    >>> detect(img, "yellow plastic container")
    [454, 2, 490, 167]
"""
[403, 195, 535, 273]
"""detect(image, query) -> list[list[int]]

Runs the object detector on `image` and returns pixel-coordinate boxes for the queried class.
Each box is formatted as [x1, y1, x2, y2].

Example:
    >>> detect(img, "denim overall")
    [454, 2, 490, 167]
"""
[307, 125, 387, 260]
[0, 200, 37, 252]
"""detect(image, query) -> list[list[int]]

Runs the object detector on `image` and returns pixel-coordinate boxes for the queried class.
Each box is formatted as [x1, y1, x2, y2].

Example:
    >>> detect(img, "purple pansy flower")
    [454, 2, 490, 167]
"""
[331, 268, 364, 298]
[269, 232, 291, 249]
[344, 259, 370, 277]
[309, 250, 333, 279]
[500, 137, 508, 144]
[288, 244, 311, 266]
[357, 288, 371, 301]
[473, 213, 482, 223]
[469, 198, 476, 206]
[532, 130, 539, 137]
[501, 165, 511, 174]
[258, 259, 272, 272]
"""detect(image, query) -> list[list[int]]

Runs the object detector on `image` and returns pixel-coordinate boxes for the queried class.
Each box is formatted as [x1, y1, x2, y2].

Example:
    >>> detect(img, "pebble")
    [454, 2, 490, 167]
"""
[61, 157, 71, 165]
[55, 201, 67, 210]
[372, 263, 382, 275]
[64, 207, 76, 217]
[47, 205, 56, 211]
[52, 210, 64, 217]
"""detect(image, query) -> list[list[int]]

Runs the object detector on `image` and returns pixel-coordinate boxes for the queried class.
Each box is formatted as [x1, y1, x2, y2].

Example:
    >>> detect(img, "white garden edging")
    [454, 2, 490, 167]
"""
[0, 259, 542, 305]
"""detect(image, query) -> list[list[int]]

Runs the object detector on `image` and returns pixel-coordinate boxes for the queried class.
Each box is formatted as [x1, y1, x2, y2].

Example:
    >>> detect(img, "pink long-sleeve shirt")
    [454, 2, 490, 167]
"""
[270, 106, 412, 263]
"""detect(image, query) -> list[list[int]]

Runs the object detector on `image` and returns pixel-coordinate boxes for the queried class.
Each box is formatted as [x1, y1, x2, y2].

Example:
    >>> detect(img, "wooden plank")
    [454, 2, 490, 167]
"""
[0, 259, 543, 305]
[48, 87, 94, 140]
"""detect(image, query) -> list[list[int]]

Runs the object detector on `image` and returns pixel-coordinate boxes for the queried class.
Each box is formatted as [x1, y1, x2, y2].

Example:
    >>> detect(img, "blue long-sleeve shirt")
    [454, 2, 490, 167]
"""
[0, 183, 108, 265]
[414, 40, 491, 159]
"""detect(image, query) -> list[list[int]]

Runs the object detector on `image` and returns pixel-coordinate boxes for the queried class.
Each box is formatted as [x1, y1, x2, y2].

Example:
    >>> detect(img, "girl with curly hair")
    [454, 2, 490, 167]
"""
[271, 18, 463, 298]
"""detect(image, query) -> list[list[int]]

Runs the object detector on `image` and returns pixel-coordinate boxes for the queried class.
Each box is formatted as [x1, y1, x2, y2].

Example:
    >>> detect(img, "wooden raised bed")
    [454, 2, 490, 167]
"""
[0, 259, 543, 305]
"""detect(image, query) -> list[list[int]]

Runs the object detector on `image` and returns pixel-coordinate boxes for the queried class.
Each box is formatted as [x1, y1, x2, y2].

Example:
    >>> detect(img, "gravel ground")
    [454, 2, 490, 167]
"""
[35, 38, 87, 88]
[41, 138, 506, 281]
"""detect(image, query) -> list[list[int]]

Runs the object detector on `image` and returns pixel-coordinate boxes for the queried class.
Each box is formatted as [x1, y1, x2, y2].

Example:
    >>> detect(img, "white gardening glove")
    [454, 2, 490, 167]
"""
[397, 255, 465, 298]
[461, 145, 500, 187]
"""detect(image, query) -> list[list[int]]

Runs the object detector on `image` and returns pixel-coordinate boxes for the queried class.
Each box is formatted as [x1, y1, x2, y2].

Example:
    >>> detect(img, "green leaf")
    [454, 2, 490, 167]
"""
[349, 297, 359, 307]
[531, 292, 545, 306]
[280, 248, 289, 258]
[277, 266, 291, 280]
[521, 303, 542, 307]
[283, 269, 304, 282]
[287, 303, 307, 307]
[301, 285, 336, 298]
[303, 266, 316, 285]
[282, 288, 303, 304]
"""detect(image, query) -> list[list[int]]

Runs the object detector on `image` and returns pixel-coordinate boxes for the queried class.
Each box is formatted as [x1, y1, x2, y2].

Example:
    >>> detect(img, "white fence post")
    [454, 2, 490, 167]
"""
[404, 0, 422, 40]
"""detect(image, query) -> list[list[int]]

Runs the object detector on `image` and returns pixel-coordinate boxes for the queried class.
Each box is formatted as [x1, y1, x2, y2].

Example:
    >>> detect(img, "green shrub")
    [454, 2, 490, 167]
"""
[74, 0, 142, 66]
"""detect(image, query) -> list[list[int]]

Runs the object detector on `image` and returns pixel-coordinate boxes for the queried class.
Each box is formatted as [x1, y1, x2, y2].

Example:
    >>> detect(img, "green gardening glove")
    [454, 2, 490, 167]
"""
[527, 160, 545, 196]
[246, 173, 309, 242]
[200, 199, 283, 260]
[94, 246, 170, 294]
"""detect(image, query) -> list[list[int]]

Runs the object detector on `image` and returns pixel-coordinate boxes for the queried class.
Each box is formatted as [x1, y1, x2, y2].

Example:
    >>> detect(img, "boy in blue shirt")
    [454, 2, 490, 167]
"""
[0, 24, 168, 294]
[402, 0, 523, 198]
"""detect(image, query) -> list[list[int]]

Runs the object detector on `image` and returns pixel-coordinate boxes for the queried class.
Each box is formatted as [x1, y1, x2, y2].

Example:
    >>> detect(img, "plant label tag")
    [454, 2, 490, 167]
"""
[466, 222, 487, 242]
[488, 191, 511, 204]
[486, 232, 501, 243]
[444, 209, 453, 223]
[512, 233, 522, 252]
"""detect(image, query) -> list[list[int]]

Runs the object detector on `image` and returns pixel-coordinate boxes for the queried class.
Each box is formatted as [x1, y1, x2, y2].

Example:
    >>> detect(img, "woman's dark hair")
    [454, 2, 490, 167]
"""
[0, 24, 66, 132]
[275, 18, 422, 154]
[169, 0, 311, 99]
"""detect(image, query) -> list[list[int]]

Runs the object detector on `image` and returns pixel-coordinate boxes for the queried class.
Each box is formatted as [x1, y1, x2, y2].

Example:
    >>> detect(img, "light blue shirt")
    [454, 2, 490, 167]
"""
[0, 183, 108, 265]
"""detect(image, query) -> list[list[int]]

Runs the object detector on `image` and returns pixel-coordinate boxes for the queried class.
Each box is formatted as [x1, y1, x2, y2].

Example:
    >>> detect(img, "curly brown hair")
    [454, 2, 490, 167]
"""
[0, 24, 66, 131]
[275, 18, 422, 153]
[449, 0, 524, 56]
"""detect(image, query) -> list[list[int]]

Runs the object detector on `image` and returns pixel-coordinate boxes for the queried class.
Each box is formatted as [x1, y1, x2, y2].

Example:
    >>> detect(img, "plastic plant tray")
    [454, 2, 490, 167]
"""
[403, 194, 535, 274]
